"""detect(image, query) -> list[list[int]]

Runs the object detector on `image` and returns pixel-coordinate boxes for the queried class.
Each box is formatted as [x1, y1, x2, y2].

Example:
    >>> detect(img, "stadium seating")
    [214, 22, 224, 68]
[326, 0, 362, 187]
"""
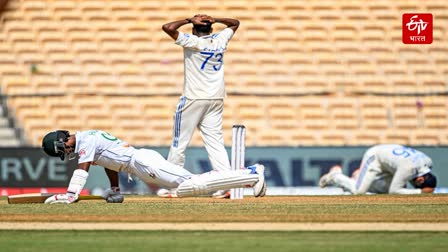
[0, 0, 447, 146]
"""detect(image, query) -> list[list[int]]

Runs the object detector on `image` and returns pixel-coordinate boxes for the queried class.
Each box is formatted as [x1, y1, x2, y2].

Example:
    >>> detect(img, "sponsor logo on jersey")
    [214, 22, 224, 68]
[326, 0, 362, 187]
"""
[79, 149, 86, 157]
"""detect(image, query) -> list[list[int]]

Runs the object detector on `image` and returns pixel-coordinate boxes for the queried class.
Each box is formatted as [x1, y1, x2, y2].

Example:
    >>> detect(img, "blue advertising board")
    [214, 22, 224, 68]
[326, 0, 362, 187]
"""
[1, 147, 446, 194]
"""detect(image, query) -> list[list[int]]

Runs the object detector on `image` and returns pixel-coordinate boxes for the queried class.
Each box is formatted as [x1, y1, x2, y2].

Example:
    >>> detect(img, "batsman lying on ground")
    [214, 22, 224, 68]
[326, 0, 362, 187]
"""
[319, 144, 437, 194]
[41, 130, 267, 204]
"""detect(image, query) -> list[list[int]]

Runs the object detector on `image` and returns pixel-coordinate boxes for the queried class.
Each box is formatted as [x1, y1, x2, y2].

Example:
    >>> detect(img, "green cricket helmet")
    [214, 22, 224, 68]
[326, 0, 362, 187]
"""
[42, 130, 71, 160]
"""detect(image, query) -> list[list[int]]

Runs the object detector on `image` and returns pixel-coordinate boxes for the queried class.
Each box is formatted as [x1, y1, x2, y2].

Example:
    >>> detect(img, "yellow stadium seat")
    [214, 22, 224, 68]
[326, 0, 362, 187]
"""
[78, 0, 104, 11]
[360, 28, 386, 42]
[119, 75, 149, 92]
[134, 0, 162, 11]
[299, 100, 329, 130]
[0, 50, 16, 64]
[257, 129, 287, 146]
[101, 41, 129, 53]
[301, 76, 334, 93]
[86, 115, 114, 131]
[43, 41, 70, 54]
[290, 130, 318, 146]
[269, 103, 298, 130]
[33, 76, 60, 93]
[55, 9, 83, 22]
[351, 130, 381, 146]
[333, 26, 358, 42]
[84, 63, 112, 77]
[2, 77, 34, 95]
[359, 99, 390, 130]
[302, 26, 328, 42]
[330, 99, 359, 130]
[334, 77, 357, 93]
[114, 63, 142, 76]
[439, 132, 448, 145]
[164, 0, 191, 11]
[382, 129, 412, 145]
[52, 109, 82, 129]
[422, 102, 447, 129]
[222, 0, 248, 11]
[125, 29, 150, 44]
[25, 120, 55, 145]
[321, 130, 348, 146]
[90, 82, 118, 95]
[419, 76, 447, 93]
[0, 64, 25, 76]
[51, 0, 76, 11]
[391, 98, 423, 129]
[235, 99, 265, 122]
[410, 129, 441, 146]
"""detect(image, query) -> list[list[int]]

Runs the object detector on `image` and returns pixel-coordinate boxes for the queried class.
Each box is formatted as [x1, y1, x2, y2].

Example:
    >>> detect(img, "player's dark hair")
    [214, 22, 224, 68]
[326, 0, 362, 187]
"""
[412, 173, 437, 189]
[421, 173, 437, 188]
[194, 20, 212, 34]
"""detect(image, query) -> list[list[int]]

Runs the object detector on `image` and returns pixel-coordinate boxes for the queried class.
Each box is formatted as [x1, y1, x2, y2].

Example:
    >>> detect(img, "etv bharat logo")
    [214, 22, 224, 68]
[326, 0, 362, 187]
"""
[402, 13, 433, 44]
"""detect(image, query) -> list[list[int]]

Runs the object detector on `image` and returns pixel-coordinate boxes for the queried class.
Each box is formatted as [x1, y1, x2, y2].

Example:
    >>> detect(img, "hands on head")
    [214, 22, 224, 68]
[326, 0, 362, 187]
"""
[191, 14, 215, 25]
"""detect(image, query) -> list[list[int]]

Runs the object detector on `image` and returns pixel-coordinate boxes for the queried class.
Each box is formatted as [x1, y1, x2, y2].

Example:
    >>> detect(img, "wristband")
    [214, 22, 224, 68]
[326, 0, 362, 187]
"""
[186, 18, 192, 23]
[111, 186, 120, 193]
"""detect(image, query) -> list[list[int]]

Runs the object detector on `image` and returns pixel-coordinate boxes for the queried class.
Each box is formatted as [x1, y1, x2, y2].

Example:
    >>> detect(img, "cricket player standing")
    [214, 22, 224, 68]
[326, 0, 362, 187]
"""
[162, 15, 240, 198]
[41, 130, 266, 204]
[319, 144, 437, 194]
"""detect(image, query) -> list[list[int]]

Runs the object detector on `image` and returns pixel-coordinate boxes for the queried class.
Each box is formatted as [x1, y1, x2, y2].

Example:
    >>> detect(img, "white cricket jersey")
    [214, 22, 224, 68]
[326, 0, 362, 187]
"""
[175, 28, 234, 99]
[75, 130, 136, 173]
[372, 144, 432, 176]
[369, 144, 432, 194]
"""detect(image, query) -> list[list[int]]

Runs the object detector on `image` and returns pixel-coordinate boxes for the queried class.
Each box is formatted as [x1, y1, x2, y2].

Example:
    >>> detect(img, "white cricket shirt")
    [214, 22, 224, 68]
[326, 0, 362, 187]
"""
[370, 144, 433, 194]
[75, 130, 136, 173]
[175, 28, 234, 99]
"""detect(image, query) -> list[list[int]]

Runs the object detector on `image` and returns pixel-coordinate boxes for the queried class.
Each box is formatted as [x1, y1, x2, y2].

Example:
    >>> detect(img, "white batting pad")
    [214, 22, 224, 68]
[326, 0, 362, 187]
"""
[177, 170, 258, 197]
[67, 169, 89, 197]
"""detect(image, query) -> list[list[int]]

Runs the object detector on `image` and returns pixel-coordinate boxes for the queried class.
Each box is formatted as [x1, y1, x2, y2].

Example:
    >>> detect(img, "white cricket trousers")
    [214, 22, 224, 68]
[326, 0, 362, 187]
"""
[331, 151, 389, 194]
[168, 96, 231, 171]
[129, 149, 259, 196]
[130, 149, 193, 189]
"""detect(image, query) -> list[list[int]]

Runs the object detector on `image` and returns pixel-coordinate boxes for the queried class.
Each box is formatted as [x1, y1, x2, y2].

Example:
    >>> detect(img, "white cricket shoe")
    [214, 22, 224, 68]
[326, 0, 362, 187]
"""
[251, 164, 267, 197]
[319, 165, 343, 188]
[156, 188, 178, 198]
[212, 190, 231, 199]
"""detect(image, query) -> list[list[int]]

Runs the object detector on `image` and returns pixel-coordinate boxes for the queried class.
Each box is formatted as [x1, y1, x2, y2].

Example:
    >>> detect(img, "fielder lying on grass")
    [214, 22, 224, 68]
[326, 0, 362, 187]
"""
[41, 130, 266, 204]
[319, 144, 437, 194]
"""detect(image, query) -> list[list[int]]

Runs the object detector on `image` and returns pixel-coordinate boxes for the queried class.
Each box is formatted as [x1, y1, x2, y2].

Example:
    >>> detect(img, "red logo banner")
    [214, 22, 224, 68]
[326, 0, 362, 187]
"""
[402, 13, 433, 44]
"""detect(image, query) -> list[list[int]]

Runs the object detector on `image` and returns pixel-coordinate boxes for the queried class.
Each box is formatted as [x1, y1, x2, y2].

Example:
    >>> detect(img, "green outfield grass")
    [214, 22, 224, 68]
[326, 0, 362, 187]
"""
[0, 230, 447, 252]
[1, 195, 448, 222]
[1, 195, 447, 251]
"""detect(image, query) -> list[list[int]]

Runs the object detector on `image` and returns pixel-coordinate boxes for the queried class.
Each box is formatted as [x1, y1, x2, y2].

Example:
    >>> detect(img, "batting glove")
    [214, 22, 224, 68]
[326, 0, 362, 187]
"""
[102, 187, 124, 203]
[44, 194, 77, 204]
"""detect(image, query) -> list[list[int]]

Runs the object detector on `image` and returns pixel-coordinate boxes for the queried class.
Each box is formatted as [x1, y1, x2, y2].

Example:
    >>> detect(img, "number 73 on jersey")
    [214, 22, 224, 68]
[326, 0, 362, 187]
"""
[200, 52, 223, 71]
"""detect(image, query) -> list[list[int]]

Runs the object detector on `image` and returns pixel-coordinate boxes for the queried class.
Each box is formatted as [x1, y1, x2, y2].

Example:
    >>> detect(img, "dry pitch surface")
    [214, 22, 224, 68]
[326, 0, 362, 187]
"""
[1, 195, 447, 231]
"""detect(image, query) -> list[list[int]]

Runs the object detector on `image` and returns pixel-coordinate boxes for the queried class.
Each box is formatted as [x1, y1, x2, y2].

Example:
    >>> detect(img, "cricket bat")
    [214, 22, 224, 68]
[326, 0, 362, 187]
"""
[7, 193, 105, 204]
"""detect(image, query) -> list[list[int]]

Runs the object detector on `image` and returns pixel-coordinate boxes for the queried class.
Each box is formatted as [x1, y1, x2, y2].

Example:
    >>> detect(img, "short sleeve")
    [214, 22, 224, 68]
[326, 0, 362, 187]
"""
[77, 139, 96, 164]
[175, 31, 201, 50]
[219, 28, 234, 41]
